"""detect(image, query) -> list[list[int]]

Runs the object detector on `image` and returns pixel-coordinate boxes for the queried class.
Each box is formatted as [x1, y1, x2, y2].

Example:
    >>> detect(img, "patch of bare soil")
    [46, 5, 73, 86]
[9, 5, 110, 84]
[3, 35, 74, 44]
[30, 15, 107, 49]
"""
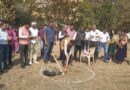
[0, 43, 130, 90]
[40, 62, 95, 84]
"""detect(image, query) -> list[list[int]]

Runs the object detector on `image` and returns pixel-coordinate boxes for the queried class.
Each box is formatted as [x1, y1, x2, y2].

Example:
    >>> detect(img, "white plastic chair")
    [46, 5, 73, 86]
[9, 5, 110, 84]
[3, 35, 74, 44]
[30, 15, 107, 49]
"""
[80, 47, 95, 66]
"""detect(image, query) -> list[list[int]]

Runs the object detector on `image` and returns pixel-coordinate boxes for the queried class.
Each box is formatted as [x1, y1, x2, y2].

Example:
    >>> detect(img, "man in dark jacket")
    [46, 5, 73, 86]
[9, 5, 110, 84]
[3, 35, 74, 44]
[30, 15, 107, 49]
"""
[74, 26, 86, 61]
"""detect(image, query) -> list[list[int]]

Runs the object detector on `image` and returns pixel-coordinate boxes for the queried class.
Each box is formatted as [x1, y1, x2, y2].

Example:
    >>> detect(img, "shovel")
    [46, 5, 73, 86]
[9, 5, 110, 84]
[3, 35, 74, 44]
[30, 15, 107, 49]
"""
[52, 53, 65, 75]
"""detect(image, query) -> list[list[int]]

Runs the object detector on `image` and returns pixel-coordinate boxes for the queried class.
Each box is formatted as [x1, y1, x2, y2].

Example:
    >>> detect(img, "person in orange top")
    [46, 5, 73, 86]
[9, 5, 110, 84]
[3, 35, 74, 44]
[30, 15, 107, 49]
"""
[19, 24, 30, 68]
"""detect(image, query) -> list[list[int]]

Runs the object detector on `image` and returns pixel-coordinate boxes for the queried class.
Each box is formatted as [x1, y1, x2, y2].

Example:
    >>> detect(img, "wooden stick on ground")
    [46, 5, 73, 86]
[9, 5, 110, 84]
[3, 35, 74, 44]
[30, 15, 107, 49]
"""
[52, 53, 64, 75]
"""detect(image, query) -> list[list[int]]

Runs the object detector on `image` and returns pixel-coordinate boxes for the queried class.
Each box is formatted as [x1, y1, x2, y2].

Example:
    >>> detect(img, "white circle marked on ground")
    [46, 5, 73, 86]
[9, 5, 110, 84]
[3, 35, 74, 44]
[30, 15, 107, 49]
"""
[39, 63, 96, 84]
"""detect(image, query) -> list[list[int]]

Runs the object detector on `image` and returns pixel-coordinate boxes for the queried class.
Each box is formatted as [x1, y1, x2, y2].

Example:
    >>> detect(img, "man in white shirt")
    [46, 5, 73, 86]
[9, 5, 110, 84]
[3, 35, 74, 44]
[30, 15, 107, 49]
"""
[29, 22, 39, 64]
[85, 29, 90, 50]
[58, 26, 68, 40]
[89, 24, 101, 59]
[0, 23, 9, 73]
[98, 29, 110, 62]
[58, 26, 68, 60]
[127, 32, 130, 42]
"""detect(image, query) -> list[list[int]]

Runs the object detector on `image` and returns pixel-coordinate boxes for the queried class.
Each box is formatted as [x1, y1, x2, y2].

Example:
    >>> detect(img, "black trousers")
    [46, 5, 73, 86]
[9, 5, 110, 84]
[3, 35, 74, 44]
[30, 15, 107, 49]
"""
[85, 40, 89, 50]
[40, 40, 44, 58]
[0, 44, 8, 70]
[59, 41, 62, 60]
[8, 45, 13, 64]
[0, 44, 3, 70]
[19, 44, 29, 66]
[89, 41, 99, 59]
[74, 45, 82, 60]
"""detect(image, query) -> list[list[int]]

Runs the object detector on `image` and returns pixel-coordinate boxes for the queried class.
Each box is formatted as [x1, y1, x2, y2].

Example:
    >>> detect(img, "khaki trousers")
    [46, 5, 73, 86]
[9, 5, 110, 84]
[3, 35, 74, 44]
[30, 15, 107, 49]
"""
[29, 43, 38, 62]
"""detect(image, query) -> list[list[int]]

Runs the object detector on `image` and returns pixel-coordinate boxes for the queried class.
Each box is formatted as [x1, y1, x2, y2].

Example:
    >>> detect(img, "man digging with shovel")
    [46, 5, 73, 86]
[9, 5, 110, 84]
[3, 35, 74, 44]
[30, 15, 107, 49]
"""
[43, 36, 74, 77]
[60, 36, 75, 73]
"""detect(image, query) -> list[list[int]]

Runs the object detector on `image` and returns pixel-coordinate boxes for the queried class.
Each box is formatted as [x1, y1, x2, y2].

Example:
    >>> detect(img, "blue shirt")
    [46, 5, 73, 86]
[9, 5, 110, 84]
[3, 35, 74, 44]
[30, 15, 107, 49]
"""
[44, 27, 55, 43]
[0, 29, 8, 45]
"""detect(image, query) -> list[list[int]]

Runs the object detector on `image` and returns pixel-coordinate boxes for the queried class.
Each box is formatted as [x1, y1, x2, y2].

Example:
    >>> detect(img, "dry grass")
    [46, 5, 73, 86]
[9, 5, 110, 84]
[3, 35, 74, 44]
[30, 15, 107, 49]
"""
[0, 43, 130, 90]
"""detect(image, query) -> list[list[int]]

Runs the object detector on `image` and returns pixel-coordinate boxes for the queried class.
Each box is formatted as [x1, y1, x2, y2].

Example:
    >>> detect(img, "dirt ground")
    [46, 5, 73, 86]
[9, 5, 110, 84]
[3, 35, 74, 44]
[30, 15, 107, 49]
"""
[0, 43, 130, 90]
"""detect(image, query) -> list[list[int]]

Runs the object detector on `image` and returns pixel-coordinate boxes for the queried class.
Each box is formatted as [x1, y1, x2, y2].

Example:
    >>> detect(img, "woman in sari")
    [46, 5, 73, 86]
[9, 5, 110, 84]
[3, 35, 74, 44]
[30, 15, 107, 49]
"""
[115, 30, 128, 64]
[108, 30, 119, 61]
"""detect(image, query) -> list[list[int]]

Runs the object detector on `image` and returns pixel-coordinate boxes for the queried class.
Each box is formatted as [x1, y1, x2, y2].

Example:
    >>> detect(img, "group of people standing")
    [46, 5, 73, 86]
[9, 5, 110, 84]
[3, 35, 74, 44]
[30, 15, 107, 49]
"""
[59, 24, 128, 65]
[0, 20, 129, 74]
[0, 21, 19, 73]
[0, 20, 55, 73]
[18, 21, 55, 68]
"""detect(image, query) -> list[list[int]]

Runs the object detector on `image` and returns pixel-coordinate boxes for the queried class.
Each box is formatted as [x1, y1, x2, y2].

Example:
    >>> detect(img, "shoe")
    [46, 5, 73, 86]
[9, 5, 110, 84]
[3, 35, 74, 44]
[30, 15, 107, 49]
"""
[34, 61, 39, 64]
[109, 59, 112, 62]
[4, 66, 10, 70]
[73, 58, 77, 61]
[104, 60, 108, 63]
[29, 61, 32, 65]
[75, 59, 79, 62]
[47, 61, 51, 64]
[69, 63, 74, 66]
[21, 65, 25, 68]
[44, 60, 48, 64]
[25, 63, 31, 66]
[9, 62, 13, 65]
[128, 61, 130, 65]
[0, 69, 4, 74]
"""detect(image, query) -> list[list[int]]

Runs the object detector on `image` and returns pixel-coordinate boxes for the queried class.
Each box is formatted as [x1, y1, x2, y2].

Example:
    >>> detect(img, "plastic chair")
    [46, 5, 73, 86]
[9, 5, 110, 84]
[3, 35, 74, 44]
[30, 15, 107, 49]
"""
[80, 47, 95, 66]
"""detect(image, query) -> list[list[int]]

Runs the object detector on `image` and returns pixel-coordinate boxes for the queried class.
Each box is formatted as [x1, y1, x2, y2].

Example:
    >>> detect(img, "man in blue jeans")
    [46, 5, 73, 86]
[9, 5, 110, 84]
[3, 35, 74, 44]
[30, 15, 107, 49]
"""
[98, 29, 110, 63]
[0, 23, 9, 73]
[44, 21, 55, 63]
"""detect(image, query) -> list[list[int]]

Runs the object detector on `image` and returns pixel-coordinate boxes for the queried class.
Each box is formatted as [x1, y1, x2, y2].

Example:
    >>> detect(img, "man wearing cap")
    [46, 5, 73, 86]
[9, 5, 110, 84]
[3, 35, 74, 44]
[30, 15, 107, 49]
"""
[29, 22, 39, 65]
